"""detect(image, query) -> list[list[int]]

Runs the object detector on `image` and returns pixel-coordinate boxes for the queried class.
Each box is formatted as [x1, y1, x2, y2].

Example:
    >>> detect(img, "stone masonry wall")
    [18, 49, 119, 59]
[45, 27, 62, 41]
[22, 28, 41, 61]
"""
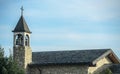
[29, 65, 88, 74]
[88, 57, 112, 74]
[25, 46, 32, 68]
[14, 46, 32, 74]
[13, 46, 25, 68]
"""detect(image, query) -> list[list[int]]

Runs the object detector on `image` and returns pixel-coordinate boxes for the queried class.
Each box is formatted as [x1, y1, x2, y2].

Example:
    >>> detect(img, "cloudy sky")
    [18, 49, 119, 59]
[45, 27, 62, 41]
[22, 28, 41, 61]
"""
[0, 0, 120, 57]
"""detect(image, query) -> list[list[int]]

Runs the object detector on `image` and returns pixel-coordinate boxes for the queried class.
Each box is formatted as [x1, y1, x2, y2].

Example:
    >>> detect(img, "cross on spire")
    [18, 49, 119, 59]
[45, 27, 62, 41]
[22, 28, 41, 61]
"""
[21, 6, 24, 16]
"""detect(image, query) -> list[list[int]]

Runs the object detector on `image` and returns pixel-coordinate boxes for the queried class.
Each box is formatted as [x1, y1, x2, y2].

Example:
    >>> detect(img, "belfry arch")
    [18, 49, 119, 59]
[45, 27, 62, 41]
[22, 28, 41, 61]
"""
[25, 34, 29, 46]
[15, 34, 23, 46]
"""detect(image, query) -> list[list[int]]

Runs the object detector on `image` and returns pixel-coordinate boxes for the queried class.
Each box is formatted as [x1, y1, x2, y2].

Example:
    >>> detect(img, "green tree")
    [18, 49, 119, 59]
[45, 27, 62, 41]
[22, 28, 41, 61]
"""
[0, 46, 25, 74]
[99, 68, 112, 74]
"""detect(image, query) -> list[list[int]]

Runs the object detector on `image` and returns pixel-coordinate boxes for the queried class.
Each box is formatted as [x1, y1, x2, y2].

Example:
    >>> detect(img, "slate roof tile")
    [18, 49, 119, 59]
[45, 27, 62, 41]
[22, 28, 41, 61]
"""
[31, 49, 111, 66]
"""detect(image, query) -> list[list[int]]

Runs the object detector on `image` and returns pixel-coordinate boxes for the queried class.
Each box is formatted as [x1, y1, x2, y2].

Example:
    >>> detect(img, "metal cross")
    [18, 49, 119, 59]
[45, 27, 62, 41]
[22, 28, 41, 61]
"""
[21, 6, 24, 15]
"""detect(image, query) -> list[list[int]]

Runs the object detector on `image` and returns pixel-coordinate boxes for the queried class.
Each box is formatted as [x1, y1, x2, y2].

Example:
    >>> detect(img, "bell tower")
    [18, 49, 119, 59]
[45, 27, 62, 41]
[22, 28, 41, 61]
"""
[12, 7, 32, 70]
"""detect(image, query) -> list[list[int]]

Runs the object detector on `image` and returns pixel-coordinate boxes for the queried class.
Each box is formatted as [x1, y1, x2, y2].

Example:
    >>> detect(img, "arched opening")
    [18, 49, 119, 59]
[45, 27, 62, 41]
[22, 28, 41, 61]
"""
[15, 34, 23, 46]
[25, 35, 29, 46]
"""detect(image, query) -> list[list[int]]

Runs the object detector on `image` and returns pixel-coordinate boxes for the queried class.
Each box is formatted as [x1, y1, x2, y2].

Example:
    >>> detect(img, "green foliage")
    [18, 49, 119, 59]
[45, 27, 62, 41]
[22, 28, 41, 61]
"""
[0, 46, 25, 74]
[99, 68, 112, 74]
[0, 46, 4, 58]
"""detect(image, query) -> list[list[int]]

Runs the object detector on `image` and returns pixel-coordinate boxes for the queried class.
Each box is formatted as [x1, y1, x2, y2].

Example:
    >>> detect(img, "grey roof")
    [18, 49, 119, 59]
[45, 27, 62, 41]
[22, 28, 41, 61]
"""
[31, 49, 112, 66]
[12, 15, 31, 33]
[110, 64, 120, 74]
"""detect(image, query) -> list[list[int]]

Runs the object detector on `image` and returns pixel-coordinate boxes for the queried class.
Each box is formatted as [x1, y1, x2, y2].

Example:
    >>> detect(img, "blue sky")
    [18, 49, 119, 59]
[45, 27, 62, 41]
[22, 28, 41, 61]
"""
[0, 0, 120, 57]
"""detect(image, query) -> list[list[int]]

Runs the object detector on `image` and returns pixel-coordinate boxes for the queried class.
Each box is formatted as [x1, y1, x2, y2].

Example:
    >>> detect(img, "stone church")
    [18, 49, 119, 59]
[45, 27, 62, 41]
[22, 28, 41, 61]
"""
[12, 9, 120, 74]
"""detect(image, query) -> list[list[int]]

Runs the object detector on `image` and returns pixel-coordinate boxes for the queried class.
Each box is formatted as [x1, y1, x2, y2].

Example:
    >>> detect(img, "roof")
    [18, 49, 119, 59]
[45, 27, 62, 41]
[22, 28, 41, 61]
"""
[12, 15, 31, 33]
[109, 64, 120, 74]
[29, 49, 120, 67]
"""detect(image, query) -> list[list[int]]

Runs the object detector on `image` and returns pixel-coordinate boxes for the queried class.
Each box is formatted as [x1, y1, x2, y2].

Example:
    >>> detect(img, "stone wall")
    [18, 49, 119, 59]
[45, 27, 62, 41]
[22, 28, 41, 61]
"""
[25, 46, 32, 68]
[13, 46, 25, 68]
[88, 57, 112, 74]
[29, 65, 88, 74]
[13, 46, 32, 74]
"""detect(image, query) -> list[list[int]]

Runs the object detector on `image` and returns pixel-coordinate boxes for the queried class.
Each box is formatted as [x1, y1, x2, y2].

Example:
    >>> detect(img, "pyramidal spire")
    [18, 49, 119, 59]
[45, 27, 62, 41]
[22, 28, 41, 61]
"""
[12, 6, 31, 33]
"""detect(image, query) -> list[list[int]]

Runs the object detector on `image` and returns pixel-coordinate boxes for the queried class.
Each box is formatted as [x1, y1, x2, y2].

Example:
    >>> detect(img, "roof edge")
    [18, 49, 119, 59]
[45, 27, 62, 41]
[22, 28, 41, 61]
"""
[108, 50, 120, 63]
[12, 30, 32, 33]
[92, 49, 120, 65]
[28, 62, 95, 67]
[32, 49, 112, 53]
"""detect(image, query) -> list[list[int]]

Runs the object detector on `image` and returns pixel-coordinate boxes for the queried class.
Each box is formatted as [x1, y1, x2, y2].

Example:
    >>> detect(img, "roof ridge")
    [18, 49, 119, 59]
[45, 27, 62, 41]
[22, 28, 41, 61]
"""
[32, 49, 111, 53]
